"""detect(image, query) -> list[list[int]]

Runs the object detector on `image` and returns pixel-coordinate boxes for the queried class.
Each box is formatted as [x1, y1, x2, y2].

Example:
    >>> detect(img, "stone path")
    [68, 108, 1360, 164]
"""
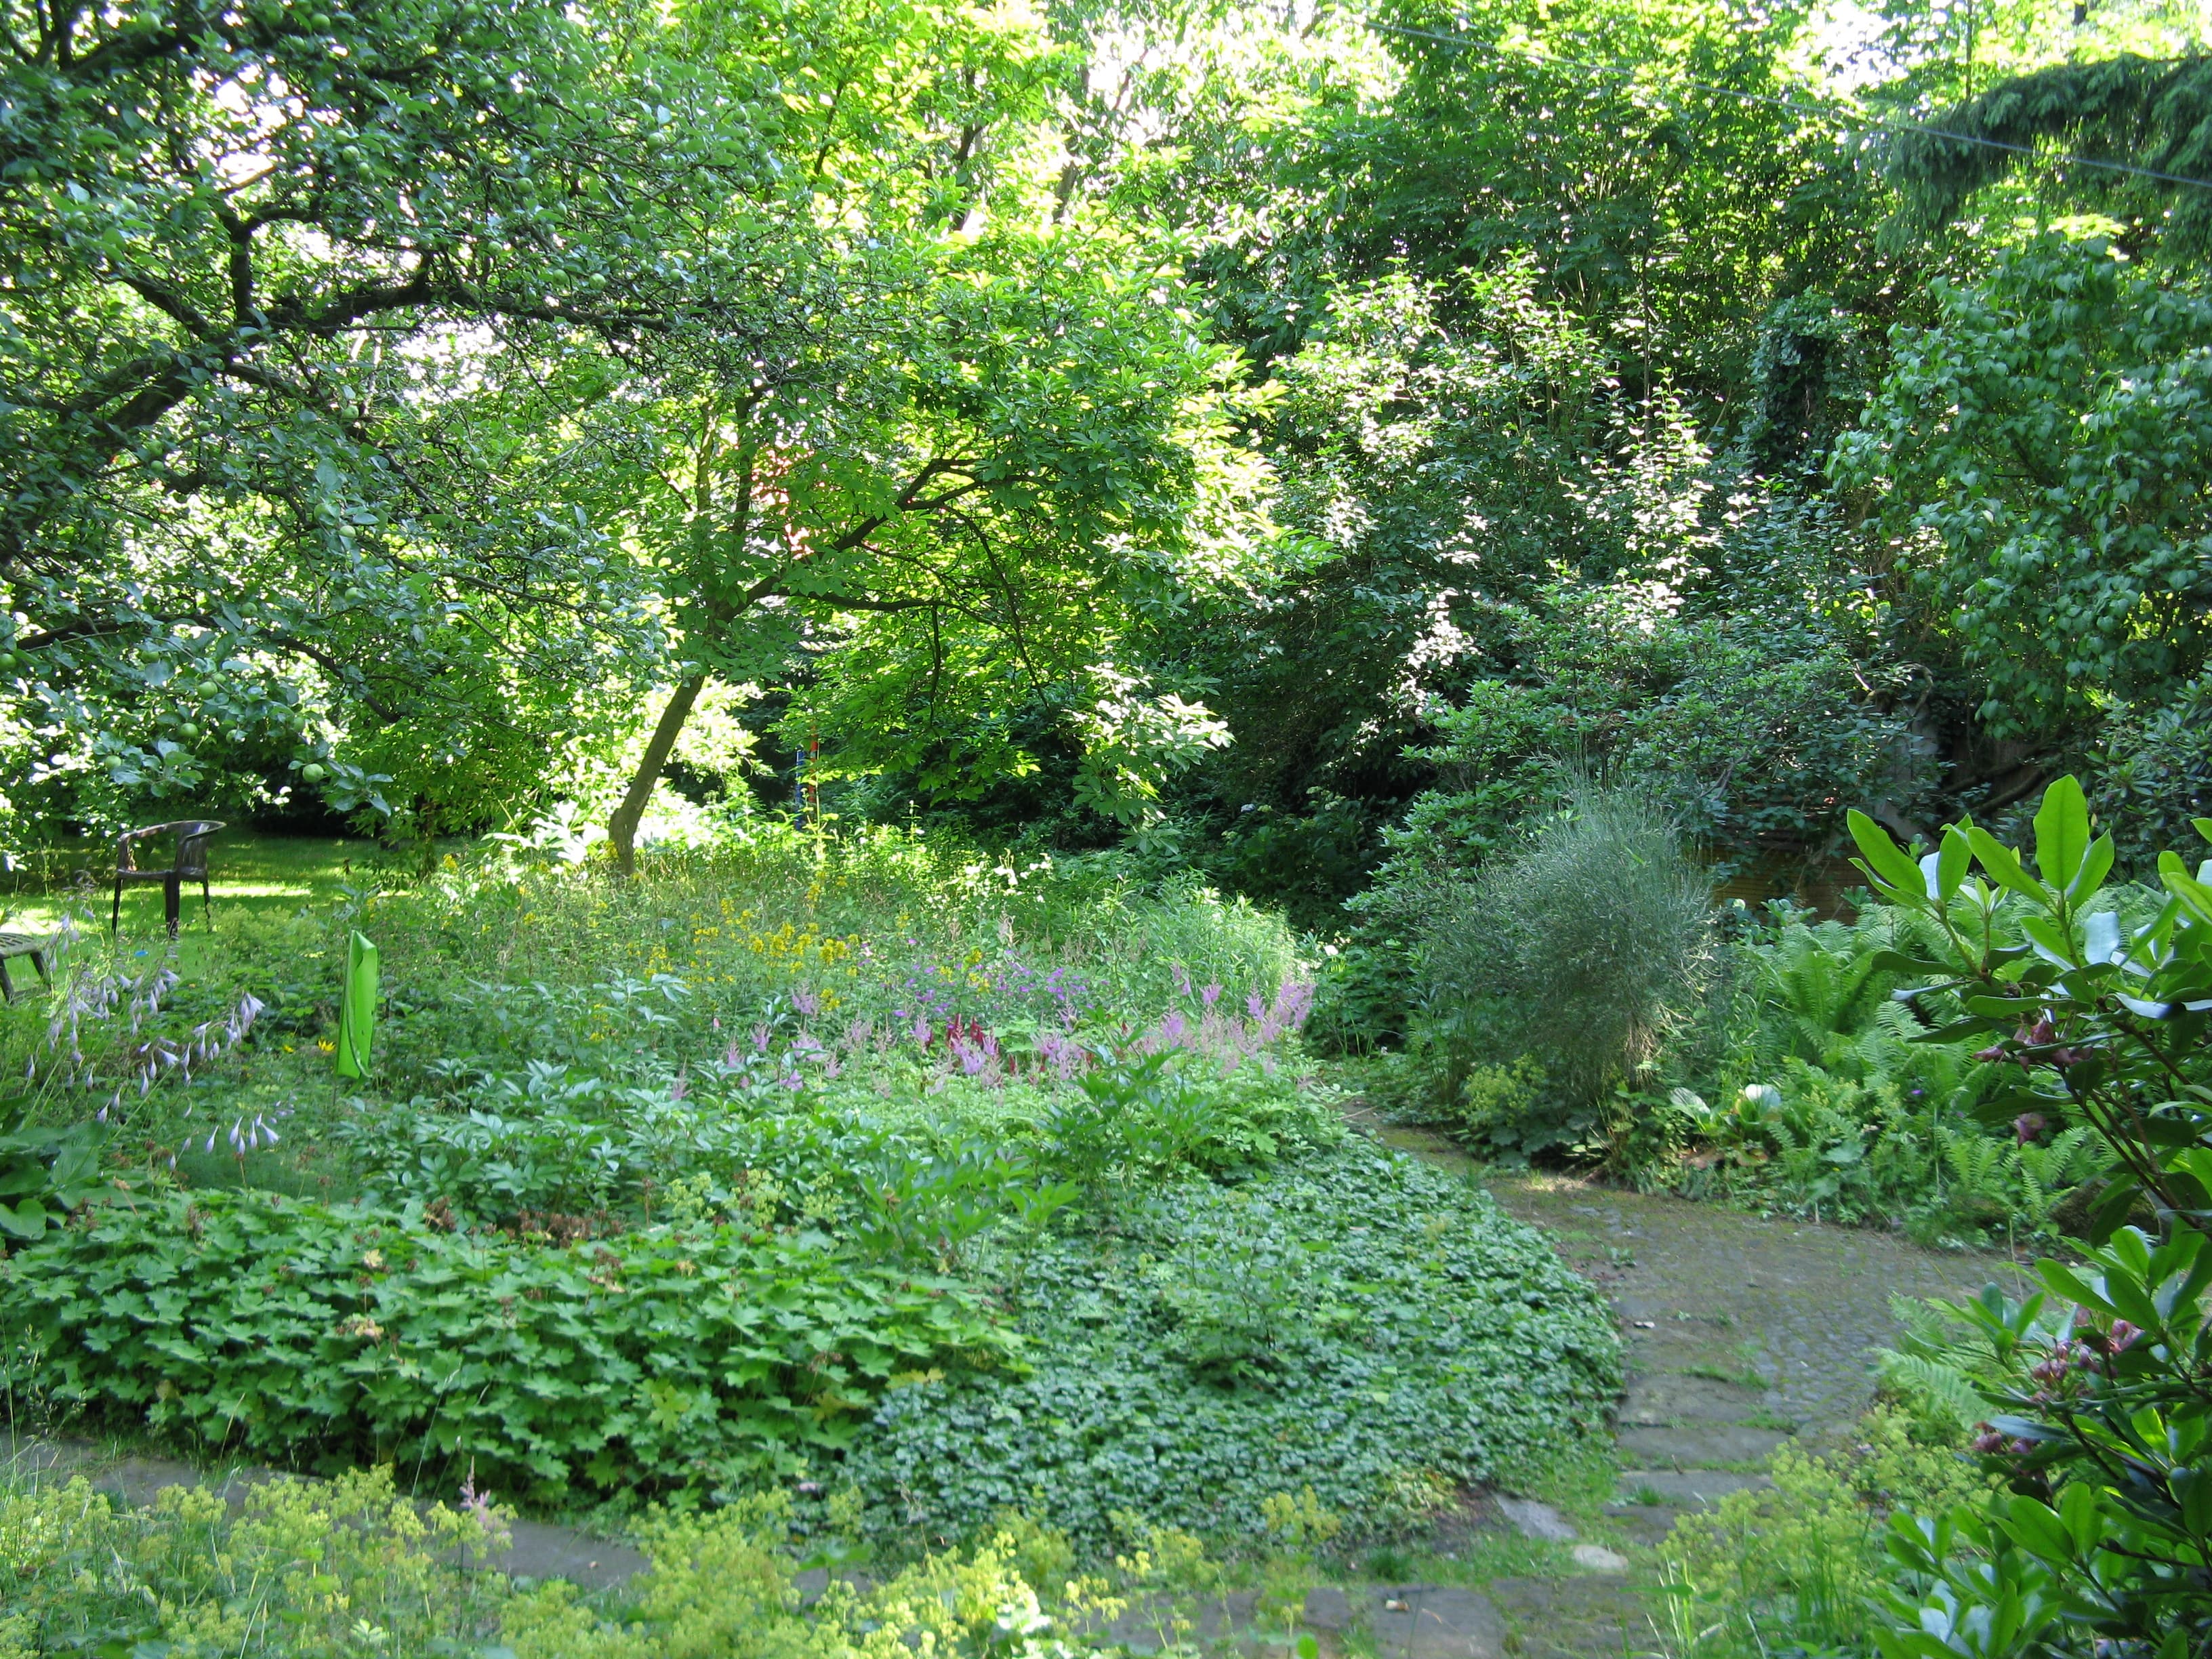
[1101, 1584, 1506, 1659]
[1363, 1118, 2035, 1658]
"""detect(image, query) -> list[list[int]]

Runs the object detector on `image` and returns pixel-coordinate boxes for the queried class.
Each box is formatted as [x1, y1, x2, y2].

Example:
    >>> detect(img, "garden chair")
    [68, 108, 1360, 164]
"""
[110, 820, 225, 938]
[0, 930, 52, 1002]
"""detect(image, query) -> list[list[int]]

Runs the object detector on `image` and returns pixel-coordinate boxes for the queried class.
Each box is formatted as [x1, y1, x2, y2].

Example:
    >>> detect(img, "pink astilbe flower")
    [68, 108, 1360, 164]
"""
[1037, 1030, 1083, 1082]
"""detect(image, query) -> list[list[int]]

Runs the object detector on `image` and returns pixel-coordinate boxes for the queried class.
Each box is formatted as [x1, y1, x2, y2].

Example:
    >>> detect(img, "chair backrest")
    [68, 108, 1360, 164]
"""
[174, 821, 224, 879]
[120, 820, 226, 877]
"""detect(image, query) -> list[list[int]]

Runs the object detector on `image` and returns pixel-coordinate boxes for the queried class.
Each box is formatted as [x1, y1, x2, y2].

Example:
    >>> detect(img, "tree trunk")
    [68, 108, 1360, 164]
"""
[608, 673, 709, 876]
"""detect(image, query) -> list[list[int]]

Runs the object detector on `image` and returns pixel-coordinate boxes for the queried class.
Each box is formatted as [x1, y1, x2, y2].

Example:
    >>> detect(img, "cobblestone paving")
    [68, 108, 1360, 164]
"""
[1364, 1118, 2036, 1659]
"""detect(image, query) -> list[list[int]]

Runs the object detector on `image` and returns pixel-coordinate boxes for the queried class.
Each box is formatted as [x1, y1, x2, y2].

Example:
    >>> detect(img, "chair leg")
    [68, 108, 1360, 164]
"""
[0, 958, 13, 1005]
[163, 878, 180, 940]
[30, 949, 46, 985]
[202, 880, 213, 930]
[110, 879, 122, 935]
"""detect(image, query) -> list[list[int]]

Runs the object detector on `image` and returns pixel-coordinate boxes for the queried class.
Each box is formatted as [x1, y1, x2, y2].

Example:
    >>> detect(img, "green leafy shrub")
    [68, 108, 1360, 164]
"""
[1349, 489, 1929, 928]
[1418, 785, 1711, 1154]
[1836, 235, 2212, 729]
[2088, 674, 2212, 878]
[1038, 1050, 1343, 1195]
[846, 1141, 1620, 1548]
[334, 1071, 1064, 1261]
[1304, 935, 1418, 1054]
[1646, 902, 2110, 1239]
[1451, 1057, 1547, 1148]
[0, 1189, 1017, 1505]
[1842, 779, 2212, 1652]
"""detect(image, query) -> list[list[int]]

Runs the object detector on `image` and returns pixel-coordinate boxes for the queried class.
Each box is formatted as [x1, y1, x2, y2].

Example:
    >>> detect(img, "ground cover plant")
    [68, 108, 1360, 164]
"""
[851, 1141, 1620, 1549]
[2, 1189, 1015, 1501]
[0, 1460, 1304, 1659]
[0, 823, 1620, 1567]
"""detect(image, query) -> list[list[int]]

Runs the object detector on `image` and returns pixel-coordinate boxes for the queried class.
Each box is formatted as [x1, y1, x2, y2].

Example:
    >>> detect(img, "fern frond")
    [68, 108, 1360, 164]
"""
[1876, 1351, 1990, 1429]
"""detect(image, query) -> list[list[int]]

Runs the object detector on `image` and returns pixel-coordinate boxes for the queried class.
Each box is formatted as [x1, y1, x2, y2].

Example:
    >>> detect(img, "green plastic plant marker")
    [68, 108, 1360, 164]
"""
[335, 930, 379, 1078]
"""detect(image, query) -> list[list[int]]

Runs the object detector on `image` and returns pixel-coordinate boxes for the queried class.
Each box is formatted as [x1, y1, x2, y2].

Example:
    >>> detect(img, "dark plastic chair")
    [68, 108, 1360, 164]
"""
[110, 820, 225, 937]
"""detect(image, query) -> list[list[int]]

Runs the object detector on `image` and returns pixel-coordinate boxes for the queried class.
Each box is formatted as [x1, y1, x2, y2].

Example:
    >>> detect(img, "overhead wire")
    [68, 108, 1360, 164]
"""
[1364, 18, 2212, 194]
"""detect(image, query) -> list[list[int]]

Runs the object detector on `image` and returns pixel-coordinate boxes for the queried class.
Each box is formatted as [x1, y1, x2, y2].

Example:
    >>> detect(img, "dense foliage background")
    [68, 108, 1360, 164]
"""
[8, 0, 2210, 903]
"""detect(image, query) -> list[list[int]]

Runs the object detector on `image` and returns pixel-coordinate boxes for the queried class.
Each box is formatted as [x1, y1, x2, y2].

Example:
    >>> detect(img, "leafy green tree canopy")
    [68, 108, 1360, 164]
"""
[0, 0, 783, 833]
[582, 0, 1271, 869]
[1835, 234, 2212, 732]
[1887, 53, 2212, 262]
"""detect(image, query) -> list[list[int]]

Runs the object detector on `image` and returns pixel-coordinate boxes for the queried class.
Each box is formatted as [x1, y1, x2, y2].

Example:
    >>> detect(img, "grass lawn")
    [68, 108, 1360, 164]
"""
[3, 828, 385, 943]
